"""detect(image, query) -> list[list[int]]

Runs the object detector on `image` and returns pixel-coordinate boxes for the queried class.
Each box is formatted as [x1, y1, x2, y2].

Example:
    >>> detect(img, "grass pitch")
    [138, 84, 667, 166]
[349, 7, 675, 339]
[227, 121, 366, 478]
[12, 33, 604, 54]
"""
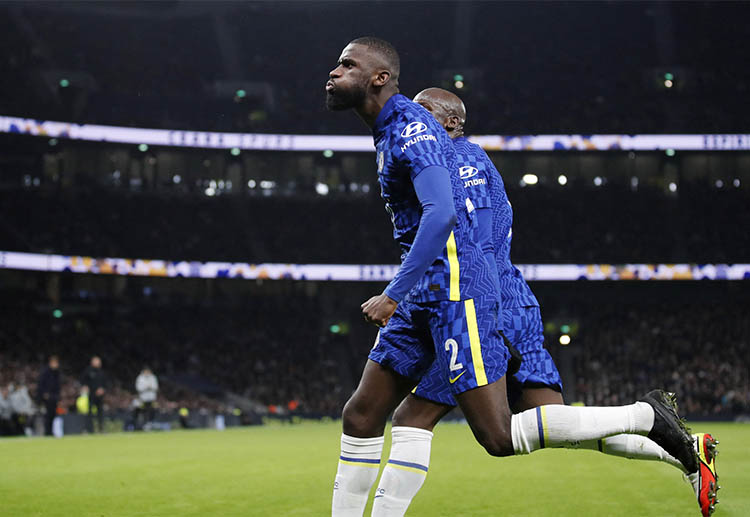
[1, 421, 747, 516]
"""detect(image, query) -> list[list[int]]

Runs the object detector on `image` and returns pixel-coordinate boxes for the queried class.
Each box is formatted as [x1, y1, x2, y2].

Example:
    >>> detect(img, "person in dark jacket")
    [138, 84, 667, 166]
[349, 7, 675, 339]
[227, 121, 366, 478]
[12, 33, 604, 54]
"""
[36, 355, 61, 436]
[81, 356, 107, 433]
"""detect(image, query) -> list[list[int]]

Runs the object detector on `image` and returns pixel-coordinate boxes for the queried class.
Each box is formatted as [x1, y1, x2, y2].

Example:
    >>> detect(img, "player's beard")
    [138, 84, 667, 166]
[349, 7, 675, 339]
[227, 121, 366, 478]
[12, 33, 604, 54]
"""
[326, 81, 367, 111]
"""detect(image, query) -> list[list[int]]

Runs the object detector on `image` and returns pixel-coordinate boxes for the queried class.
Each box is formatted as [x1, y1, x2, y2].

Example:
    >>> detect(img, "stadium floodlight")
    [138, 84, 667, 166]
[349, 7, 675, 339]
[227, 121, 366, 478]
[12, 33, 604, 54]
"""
[204, 187, 216, 196]
[668, 182, 677, 192]
[560, 324, 570, 333]
[664, 72, 674, 81]
[594, 176, 603, 186]
[329, 324, 341, 334]
[173, 174, 181, 184]
[53, 309, 63, 318]
[235, 89, 246, 98]
[557, 174, 568, 185]
[559, 334, 571, 345]
[521, 173, 538, 185]
[315, 182, 329, 195]
[733, 178, 741, 187]
[138, 144, 149, 152]
[454, 80, 465, 89]
[453, 74, 464, 82]
[247, 179, 256, 189]
[323, 149, 334, 158]
[664, 79, 673, 88]
[666, 148, 675, 157]
[715, 180, 723, 188]
[230, 147, 241, 156]
[59, 78, 70, 88]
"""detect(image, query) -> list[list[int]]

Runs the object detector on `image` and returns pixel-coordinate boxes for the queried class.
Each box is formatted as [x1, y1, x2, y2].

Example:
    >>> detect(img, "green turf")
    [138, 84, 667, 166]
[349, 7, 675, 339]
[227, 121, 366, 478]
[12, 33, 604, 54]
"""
[0, 421, 746, 516]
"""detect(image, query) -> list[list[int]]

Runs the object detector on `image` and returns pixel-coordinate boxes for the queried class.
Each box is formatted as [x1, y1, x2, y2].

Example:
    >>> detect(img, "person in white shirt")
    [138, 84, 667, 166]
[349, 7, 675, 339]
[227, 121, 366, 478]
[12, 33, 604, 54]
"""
[135, 367, 158, 429]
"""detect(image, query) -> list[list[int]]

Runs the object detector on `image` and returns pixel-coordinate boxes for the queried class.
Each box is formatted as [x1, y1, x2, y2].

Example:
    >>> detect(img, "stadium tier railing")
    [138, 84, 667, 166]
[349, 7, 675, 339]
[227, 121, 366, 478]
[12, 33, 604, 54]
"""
[2, 116, 750, 152]
[1, 251, 748, 281]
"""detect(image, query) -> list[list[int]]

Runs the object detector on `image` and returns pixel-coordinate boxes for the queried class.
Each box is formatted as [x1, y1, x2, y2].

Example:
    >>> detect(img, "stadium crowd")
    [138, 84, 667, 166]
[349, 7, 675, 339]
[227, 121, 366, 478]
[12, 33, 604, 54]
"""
[2, 180, 748, 264]
[1, 277, 748, 434]
[0, 284, 357, 434]
[573, 302, 750, 418]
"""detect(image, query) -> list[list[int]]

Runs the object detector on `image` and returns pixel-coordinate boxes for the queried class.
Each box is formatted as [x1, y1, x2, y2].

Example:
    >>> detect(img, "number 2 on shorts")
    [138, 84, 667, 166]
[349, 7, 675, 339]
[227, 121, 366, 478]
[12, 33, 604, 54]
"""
[444, 338, 464, 372]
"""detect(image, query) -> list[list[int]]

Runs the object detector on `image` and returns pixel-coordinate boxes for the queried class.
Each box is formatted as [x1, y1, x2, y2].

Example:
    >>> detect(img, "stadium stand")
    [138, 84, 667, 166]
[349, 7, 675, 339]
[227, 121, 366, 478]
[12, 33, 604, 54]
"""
[1, 276, 747, 425]
[1, 179, 748, 264]
[0, 3, 749, 134]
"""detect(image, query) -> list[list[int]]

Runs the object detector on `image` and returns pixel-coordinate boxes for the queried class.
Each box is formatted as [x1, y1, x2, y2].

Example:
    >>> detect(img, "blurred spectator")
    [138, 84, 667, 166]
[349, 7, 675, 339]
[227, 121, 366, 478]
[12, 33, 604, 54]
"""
[135, 366, 158, 428]
[9, 382, 35, 436]
[0, 385, 13, 435]
[36, 355, 61, 436]
[81, 356, 107, 433]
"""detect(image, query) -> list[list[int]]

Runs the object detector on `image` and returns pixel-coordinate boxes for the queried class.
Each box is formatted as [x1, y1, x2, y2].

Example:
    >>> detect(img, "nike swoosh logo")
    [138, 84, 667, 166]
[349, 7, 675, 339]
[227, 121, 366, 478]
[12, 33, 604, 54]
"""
[449, 371, 466, 384]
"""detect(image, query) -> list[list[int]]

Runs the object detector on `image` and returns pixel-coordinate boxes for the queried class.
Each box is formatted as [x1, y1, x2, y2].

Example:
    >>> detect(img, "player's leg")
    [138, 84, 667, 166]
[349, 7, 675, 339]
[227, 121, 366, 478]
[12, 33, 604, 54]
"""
[342, 359, 417, 438]
[370, 375, 454, 516]
[509, 307, 693, 473]
[514, 382, 686, 471]
[333, 302, 431, 517]
[441, 297, 698, 474]
[334, 360, 416, 517]
[512, 386, 563, 410]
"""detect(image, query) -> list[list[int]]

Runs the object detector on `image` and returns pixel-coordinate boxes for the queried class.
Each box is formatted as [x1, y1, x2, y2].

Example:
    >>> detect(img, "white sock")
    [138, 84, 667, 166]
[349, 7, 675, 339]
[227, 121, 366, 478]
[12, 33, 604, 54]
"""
[573, 434, 686, 473]
[332, 434, 384, 517]
[371, 426, 433, 517]
[599, 434, 686, 473]
[511, 402, 655, 454]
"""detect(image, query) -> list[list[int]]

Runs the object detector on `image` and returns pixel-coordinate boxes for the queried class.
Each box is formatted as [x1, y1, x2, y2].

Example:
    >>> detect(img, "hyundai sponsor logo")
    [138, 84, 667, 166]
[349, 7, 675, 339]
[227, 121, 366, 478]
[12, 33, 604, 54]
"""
[400, 121, 428, 138]
[400, 134, 437, 152]
[459, 166, 479, 179]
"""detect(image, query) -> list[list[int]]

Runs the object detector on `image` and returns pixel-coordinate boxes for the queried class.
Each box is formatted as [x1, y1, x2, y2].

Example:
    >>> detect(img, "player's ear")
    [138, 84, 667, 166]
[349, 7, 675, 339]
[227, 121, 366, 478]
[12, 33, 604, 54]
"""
[445, 115, 461, 131]
[372, 69, 391, 88]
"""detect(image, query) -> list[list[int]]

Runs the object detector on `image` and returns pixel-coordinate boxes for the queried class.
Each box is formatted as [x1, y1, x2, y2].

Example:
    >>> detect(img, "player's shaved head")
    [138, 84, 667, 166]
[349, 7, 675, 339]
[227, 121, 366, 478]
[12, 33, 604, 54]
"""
[413, 87, 467, 138]
[348, 36, 400, 84]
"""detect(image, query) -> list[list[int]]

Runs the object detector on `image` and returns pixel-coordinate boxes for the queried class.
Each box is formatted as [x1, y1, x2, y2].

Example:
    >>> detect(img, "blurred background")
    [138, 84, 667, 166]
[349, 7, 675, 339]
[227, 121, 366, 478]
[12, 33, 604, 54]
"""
[0, 1, 748, 436]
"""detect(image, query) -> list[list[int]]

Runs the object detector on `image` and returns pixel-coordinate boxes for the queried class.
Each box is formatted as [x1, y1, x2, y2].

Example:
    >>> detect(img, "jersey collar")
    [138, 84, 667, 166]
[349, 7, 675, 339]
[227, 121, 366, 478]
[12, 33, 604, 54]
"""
[372, 93, 405, 138]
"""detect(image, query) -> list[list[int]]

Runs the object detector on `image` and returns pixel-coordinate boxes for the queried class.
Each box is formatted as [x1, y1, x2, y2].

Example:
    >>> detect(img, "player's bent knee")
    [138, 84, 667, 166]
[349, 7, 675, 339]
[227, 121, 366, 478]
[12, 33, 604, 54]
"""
[341, 397, 385, 437]
[470, 421, 514, 457]
[391, 406, 431, 430]
[477, 432, 514, 457]
[391, 397, 448, 431]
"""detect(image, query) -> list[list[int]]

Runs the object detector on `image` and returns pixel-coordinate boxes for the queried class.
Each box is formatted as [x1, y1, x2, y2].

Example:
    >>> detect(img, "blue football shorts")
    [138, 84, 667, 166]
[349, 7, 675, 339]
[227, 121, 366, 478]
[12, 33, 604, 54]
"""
[414, 305, 562, 406]
[369, 294, 508, 399]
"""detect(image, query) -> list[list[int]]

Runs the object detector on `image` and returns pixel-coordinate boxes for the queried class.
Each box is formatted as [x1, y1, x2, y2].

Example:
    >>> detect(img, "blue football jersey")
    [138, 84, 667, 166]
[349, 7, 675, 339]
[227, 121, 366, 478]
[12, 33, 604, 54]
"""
[452, 137, 539, 308]
[372, 95, 495, 303]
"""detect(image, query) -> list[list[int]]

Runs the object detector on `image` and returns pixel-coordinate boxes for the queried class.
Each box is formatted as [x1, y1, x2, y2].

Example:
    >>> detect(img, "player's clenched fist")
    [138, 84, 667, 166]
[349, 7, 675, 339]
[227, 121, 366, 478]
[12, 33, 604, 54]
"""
[361, 293, 398, 328]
